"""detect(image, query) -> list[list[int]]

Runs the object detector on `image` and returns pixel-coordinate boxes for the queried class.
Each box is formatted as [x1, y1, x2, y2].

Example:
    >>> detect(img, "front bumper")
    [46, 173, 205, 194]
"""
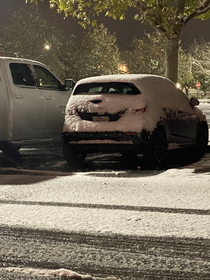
[62, 131, 151, 154]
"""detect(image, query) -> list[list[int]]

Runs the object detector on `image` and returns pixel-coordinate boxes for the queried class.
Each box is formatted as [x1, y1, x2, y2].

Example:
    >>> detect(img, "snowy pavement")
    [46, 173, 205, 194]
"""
[0, 151, 210, 240]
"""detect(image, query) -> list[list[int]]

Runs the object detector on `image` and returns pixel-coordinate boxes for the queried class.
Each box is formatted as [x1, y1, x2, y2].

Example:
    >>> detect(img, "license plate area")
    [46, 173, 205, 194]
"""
[92, 115, 109, 122]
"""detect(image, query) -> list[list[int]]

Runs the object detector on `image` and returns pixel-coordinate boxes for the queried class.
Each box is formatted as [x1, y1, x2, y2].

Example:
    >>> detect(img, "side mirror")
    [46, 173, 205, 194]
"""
[190, 96, 199, 107]
[65, 79, 76, 91]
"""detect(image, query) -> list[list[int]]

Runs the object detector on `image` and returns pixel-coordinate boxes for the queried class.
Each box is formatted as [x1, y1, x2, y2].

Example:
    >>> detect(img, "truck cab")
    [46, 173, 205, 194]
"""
[0, 57, 74, 151]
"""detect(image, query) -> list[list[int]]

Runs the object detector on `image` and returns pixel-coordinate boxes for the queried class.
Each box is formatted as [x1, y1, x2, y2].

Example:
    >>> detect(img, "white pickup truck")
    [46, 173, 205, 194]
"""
[0, 57, 74, 153]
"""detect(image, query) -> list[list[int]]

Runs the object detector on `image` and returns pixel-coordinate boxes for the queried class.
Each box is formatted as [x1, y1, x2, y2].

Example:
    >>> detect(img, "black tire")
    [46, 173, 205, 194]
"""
[63, 143, 86, 168]
[143, 127, 168, 169]
[121, 151, 138, 169]
[196, 122, 209, 156]
[0, 142, 21, 155]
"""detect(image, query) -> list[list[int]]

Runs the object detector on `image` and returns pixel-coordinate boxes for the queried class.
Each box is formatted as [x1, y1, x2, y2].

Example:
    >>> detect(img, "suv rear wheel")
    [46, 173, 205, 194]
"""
[63, 143, 86, 168]
[121, 151, 139, 169]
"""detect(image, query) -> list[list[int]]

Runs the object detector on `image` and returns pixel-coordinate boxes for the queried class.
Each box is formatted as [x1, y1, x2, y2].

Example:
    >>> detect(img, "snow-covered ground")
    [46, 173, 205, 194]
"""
[0, 151, 210, 240]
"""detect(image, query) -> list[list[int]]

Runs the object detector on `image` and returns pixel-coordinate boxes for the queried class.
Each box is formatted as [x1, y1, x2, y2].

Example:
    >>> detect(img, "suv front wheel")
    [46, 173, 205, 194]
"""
[196, 122, 208, 156]
[143, 127, 168, 169]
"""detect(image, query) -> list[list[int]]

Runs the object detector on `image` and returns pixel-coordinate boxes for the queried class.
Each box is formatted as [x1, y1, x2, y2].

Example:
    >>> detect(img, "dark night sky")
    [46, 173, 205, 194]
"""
[1, 0, 210, 50]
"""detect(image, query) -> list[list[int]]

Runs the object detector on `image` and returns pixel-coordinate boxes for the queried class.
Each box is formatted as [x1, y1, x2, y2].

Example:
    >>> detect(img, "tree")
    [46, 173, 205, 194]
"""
[189, 39, 210, 94]
[77, 24, 120, 79]
[0, 7, 67, 79]
[52, 24, 120, 81]
[125, 31, 194, 94]
[0, 7, 120, 81]
[27, 0, 210, 83]
[126, 31, 165, 76]
[177, 48, 194, 93]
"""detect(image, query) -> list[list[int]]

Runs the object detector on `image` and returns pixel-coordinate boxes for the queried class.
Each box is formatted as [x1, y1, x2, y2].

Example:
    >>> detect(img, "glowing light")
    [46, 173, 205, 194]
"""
[176, 83, 181, 88]
[44, 44, 50, 50]
[119, 63, 128, 73]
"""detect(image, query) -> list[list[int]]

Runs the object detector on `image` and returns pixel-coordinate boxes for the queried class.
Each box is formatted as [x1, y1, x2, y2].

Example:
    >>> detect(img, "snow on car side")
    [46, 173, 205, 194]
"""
[62, 74, 208, 168]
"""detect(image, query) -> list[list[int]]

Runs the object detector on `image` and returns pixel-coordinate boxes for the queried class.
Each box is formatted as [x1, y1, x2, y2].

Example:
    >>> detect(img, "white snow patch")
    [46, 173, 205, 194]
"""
[0, 204, 210, 238]
[0, 153, 210, 239]
[0, 156, 210, 239]
[0, 267, 93, 279]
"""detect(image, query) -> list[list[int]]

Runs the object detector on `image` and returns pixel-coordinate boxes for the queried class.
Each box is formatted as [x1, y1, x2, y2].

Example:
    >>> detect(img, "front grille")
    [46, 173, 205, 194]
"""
[77, 111, 124, 122]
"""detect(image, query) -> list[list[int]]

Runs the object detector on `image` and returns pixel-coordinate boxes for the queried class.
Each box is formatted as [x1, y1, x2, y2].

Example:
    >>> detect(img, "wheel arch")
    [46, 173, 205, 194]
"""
[196, 121, 209, 140]
[153, 123, 169, 148]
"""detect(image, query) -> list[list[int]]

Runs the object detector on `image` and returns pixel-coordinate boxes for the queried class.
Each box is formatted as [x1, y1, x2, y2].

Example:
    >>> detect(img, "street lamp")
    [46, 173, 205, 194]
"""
[44, 44, 50, 51]
[176, 82, 181, 89]
[35, 44, 51, 60]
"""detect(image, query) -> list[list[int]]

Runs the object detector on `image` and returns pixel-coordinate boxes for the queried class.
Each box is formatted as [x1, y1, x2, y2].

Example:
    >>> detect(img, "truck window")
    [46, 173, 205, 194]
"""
[33, 65, 61, 90]
[10, 63, 35, 86]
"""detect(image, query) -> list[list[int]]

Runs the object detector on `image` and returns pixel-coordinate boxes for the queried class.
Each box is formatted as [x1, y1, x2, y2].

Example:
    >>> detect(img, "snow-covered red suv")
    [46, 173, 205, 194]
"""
[62, 74, 208, 168]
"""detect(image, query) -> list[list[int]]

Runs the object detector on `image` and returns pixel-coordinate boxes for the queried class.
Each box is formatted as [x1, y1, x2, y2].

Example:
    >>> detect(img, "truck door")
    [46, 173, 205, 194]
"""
[0, 67, 10, 141]
[8, 62, 44, 140]
[32, 64, 70, 138]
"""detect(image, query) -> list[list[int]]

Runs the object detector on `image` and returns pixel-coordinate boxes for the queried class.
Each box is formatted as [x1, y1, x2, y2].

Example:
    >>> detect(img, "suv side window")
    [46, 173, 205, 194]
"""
[33, 65, 61, 90]
[10, 63, 35, 86]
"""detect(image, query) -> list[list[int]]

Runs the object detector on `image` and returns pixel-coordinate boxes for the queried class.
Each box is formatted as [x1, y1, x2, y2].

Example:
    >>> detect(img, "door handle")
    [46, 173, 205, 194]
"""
[14, 95, 23, 99]
[45, 96, 53, 100]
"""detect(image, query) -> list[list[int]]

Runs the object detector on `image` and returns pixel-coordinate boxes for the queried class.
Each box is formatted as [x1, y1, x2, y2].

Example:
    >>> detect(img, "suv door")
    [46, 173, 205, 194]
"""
[8, 62, 44, 140]
[33, 64, 70, 138]
[178, 110, 199, 141]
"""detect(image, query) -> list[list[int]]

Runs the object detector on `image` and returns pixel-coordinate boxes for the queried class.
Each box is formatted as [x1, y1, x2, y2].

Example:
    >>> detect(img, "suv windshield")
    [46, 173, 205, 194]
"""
[73, 82, 141, 95]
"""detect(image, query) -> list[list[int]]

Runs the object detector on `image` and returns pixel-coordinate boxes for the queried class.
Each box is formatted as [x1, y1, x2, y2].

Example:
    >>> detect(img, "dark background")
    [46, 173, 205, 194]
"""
[1, 0, 210, 50]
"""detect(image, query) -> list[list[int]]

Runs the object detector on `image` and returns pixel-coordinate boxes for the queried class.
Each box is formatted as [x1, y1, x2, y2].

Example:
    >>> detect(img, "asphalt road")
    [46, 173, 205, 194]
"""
[1, 225, 210, 280]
